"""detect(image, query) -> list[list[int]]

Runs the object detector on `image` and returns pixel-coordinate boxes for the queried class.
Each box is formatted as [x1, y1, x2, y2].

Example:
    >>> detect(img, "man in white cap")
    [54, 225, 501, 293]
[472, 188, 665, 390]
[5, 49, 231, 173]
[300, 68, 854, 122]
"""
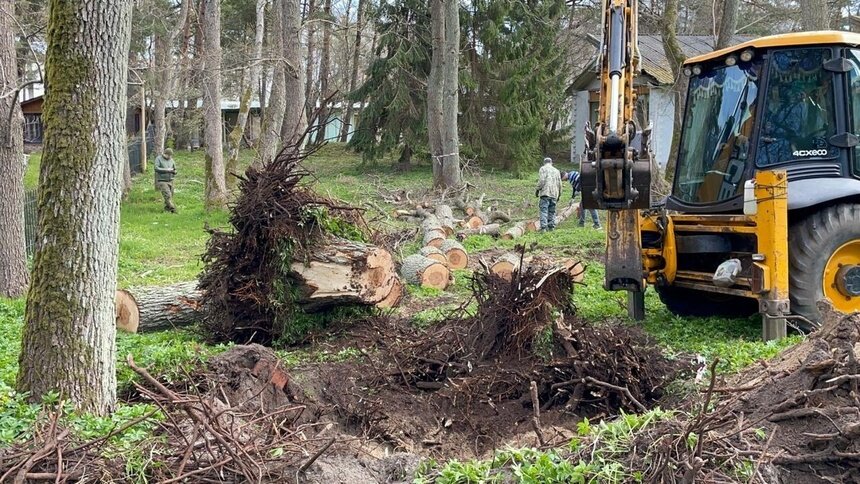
[536, 157, 562, 231]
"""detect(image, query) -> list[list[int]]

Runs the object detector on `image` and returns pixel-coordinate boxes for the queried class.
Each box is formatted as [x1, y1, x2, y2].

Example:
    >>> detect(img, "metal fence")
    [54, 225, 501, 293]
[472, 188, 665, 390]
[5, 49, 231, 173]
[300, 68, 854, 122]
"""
[22, 136, 153, 256]
[23, 189, 37, 257]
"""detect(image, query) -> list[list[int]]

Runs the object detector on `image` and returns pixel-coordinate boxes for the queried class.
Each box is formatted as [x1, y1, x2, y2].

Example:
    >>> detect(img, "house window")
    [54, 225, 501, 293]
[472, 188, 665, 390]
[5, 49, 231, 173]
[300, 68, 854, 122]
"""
[588, 87, 650, 128]
[23, 114, 43, 144]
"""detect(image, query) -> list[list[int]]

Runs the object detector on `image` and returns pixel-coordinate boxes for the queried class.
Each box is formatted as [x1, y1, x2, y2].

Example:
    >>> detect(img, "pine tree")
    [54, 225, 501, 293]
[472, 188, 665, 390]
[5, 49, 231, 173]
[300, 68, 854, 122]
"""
[347, 0, 431, 166]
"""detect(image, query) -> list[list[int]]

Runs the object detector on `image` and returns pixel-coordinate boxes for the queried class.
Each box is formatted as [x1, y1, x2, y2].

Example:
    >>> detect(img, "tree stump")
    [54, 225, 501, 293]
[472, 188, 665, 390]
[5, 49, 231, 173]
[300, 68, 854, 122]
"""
[401, 254, 450, 290]
[115, 281, 203, 333]
[440, 239, 468, 270]
[289, 239, 402, 311]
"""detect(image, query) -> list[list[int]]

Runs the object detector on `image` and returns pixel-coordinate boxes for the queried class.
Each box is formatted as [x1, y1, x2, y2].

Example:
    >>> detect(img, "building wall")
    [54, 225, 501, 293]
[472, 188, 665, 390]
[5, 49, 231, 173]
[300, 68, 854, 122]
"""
[648, 87, 675, 168]
[570, 90, 590, 166]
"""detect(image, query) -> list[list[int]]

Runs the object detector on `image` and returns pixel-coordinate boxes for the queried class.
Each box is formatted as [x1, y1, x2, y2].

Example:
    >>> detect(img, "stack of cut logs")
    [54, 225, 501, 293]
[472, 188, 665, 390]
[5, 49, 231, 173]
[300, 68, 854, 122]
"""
[399, 203, 469, 290]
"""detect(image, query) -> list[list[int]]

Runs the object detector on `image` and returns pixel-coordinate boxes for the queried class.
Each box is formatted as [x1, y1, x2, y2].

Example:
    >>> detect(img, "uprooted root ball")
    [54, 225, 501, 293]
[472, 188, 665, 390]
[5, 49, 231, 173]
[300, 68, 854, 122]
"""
[198, 143, 367, 344]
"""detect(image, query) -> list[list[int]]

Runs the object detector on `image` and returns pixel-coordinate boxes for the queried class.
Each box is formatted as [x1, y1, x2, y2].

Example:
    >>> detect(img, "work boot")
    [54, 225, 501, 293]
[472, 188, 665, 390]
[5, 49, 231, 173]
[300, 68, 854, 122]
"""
[577, 222, 585, 228]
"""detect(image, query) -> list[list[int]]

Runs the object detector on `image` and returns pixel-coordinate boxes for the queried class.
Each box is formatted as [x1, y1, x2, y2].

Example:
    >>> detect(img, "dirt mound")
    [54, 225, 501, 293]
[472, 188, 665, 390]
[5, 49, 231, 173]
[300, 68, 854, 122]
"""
[311, 258, 683, 459]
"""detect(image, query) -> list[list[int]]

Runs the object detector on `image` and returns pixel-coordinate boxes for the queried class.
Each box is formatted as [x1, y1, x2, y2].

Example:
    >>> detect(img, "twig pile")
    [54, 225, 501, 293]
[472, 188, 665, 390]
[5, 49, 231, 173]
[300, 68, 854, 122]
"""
[198, 140, 367, 344]
[0, 346, 330, 483]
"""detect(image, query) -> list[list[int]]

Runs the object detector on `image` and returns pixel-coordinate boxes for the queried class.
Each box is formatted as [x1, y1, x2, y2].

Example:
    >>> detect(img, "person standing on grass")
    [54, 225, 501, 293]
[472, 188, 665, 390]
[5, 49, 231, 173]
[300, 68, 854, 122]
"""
[154, 148, 177, 213]
[562, 170, 601, 229]
[536, 157, 562, 231]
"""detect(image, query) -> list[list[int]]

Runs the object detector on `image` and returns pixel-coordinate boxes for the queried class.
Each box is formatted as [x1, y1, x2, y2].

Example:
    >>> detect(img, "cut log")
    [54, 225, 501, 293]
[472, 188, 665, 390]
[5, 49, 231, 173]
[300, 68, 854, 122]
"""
[486, 210, 511, 223]
[435, 204, 454, 221]
[440, 239, 469, 270]
[490, 253, 525, 282]
[502, 221, 530, 240]
[419, 246, 449, 265]
[289, 239, 402, 311]
[463, 215, 484, 229]
[456, 223, 501, 238]
[423, 229, 447, 248]
[565, 260, 586, 283]
[421, 214, 454, 237]
[401, 254, 450, 290]
[377, 278, 404, 309]
[115, 281, 203, 333]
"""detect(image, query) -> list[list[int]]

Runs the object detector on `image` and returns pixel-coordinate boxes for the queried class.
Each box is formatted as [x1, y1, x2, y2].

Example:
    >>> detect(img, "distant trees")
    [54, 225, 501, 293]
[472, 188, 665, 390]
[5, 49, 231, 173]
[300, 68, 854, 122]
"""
[0, 0, 29, 298]
[18, 0, 133, 415]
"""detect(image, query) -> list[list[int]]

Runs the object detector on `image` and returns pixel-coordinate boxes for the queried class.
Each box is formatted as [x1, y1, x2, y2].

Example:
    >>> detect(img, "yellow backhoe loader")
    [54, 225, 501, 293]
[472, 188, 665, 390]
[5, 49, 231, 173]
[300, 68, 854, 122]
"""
[583, 0, 860, 339]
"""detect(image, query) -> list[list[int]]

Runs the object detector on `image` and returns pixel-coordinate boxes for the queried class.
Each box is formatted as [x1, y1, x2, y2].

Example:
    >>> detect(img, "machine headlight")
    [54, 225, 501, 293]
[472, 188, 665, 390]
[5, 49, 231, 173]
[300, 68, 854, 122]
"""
[691, 65, 702, 75]
[739, 49, 754, 62]
[725, 55, 737, 66]
[683, 67, 692, 76]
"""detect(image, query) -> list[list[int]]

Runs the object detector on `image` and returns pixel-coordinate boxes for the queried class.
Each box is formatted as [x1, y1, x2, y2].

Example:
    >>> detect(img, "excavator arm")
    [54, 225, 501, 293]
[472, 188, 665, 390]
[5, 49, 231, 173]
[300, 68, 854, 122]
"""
[581, 0, 651, 316]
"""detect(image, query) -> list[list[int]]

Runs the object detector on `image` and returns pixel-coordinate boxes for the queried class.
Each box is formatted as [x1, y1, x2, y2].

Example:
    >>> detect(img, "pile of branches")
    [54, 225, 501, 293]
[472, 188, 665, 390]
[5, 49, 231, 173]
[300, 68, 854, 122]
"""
[0, 346, 330, 483]
[199, 141, 366, 343]
[580, 305, 860, 483]
[366, 246, 680, 417]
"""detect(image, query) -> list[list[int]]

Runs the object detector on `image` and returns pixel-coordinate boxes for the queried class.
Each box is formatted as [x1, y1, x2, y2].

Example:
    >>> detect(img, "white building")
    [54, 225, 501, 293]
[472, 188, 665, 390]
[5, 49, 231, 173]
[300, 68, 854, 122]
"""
[569, 35, 750, 168]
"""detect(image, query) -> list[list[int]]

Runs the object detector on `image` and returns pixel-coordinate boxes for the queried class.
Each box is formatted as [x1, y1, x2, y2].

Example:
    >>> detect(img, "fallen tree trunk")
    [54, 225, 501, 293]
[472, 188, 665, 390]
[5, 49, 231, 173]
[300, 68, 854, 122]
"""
[440, 239, 468, 270]
[401, 254, 450, 290]
[289, 239, 403, 311]
[456, 223, 500, 238]
[501, 203, 581, 240]
[490, 254, 586, 283]
[116, 282, 203, 333]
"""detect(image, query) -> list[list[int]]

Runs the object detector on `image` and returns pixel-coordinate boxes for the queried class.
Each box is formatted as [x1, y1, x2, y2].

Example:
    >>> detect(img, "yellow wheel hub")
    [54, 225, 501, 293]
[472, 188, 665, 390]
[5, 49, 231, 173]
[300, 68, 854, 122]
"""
[823, 240, 860, 313]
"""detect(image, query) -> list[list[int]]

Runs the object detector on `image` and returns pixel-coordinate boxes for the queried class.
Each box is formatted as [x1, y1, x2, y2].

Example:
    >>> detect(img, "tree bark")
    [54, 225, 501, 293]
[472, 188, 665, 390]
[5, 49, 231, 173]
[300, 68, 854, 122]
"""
[202, 0, 227, 210]
[439, 239, 468, 269]
[227, 0, 266, 188]
[428, 0, 461, 189]
[0, 0, 29, 298]
[339, 0, 365, 142]
[115, 282, 202, 333]
[715, 0, 738, 49]
[258, 0, 287, 166]
[314, 0, 333, 145]
[799, 0, 829, 30]
[18, 0, 133, 415]
[303, 0, 318, 126]
[282, 0, 306, 150]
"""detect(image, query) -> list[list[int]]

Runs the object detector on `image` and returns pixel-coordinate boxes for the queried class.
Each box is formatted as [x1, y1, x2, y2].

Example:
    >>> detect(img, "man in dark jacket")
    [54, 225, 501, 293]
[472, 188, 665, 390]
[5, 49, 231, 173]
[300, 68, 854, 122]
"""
[154, 148, 177, 212]
[562, 170, 600, 229]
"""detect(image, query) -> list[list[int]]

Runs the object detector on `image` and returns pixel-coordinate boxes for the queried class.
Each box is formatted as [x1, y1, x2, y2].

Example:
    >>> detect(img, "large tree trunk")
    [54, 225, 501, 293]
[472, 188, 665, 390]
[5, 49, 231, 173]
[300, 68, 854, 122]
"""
[303, 0, 318, 126]
[0, 0, 29, 298]
[202, 0, 227, 210]
[314, 0, 333, 145]
[660, 0, 685, 183]
[799, 0, 829, 30]
[339, 0, 365, 142]
[715, 0, 738, 49]
[428, 0, 461, 189]
[226, 0, 266, 189]
[116, 282, 202, 333]
[289, 239, 403, 310]
[257, 0, 287, 166]
[282, 0, 306, 150]
[18, 0, 133, 415]
[152, 0, 191, 157]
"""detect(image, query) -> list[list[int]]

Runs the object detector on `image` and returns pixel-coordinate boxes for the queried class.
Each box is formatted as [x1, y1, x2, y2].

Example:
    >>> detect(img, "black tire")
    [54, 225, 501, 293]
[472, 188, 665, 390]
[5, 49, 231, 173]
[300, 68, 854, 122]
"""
[655, 285, 758, 318]
[789, 203, 860, 324]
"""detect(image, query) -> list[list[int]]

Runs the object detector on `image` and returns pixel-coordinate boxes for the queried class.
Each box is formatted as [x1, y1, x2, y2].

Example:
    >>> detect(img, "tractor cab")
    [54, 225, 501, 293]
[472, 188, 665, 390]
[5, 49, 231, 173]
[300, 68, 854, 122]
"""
[667, 32, 860, 214]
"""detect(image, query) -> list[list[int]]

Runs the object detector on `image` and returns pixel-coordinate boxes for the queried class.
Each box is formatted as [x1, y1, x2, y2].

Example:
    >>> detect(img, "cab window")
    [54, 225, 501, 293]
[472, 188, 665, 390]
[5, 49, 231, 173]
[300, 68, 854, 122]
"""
[847, 49, 860, 174]
[756, 49, 837, 166]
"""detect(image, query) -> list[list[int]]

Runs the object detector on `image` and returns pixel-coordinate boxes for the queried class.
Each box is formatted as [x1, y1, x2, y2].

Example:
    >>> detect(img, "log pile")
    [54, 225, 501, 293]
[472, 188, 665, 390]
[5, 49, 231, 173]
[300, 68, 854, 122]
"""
[502, 202, 579, 240]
